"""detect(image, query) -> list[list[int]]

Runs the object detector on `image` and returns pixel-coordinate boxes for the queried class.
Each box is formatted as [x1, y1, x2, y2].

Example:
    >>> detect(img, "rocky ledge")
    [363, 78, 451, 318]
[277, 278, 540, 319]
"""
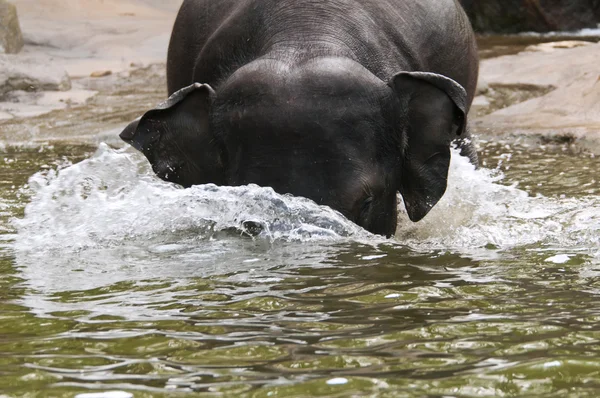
[472, 40, 600, 150]
[0, 0, 24, 54]
[0, 54, 71, 96]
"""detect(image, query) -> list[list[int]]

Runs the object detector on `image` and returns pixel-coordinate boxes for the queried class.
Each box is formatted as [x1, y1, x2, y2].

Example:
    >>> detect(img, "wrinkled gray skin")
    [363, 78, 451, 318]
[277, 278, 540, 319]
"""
[120, 0, 479, 237]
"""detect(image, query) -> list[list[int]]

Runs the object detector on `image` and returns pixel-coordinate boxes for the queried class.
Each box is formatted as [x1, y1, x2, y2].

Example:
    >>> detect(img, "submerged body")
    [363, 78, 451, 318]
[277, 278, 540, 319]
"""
[120, 0, 479, 237]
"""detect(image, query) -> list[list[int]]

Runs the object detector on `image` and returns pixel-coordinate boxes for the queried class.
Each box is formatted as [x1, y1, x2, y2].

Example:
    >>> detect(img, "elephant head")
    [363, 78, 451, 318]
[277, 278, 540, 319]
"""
[120, 59, 468, 237]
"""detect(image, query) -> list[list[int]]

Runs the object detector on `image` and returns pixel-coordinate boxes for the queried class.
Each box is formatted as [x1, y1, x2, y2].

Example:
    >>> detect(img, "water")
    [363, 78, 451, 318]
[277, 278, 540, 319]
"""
[1, 34, 600, 396]
[1, 134, 599, 397]
[477, 30, 600, 59]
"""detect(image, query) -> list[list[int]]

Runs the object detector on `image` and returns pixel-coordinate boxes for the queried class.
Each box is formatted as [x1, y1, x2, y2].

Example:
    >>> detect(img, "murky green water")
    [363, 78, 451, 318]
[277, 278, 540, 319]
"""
[1, 39, 600, 396]
[1, 137, 599, 397]
[477, 34, 600, 59]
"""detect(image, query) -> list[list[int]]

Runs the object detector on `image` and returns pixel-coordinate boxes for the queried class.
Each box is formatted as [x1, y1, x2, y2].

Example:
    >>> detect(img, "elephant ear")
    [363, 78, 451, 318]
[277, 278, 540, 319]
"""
[389, 72, 467, 222]
[120, 83, 226, 187]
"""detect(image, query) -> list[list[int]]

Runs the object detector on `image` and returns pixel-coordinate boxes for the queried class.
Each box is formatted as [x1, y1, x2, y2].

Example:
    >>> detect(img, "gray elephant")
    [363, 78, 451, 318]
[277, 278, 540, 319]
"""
[120, 0, 479, 237]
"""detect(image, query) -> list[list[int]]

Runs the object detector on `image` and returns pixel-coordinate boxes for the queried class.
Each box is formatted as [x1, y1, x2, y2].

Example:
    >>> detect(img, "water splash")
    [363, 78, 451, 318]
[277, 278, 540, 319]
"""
[12, 143, 600, 258]
[396, 152, 600, 257]
[13, 143, 373, 253]
[8, 141, 600, 316]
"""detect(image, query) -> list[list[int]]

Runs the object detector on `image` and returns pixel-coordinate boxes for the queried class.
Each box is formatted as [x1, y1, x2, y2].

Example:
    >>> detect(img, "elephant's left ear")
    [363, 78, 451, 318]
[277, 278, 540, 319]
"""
[389, 72, 468, 222]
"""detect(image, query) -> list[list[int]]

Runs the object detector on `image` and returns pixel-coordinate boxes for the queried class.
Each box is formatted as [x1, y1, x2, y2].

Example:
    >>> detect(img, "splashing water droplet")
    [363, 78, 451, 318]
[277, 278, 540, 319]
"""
[326, 377, 349, 385]
[13, 143, 375, 253]
[545, 254, 571, 264]
[11, 143, 600, 262]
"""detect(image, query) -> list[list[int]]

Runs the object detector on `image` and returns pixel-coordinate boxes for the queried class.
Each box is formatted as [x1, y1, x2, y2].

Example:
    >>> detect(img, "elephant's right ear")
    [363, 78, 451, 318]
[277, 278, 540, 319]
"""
[389, 72, 467, 222]
[120, 83, 226, 187]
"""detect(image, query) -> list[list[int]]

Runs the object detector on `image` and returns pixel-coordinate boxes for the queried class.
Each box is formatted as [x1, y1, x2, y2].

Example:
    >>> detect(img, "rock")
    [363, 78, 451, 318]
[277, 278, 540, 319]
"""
[524, 40, 594, 53]
[90, 70, 112, 78]
[471, 95, 491, 117]
[0, 0, 24, 54]
[476, 79, 490, 95]
[472, 42, 600, 138]
[472, 82, 556, 117]
[459, 0, 600, 34]
[0, 88, 97, 118]
[0, 54, 71, 97]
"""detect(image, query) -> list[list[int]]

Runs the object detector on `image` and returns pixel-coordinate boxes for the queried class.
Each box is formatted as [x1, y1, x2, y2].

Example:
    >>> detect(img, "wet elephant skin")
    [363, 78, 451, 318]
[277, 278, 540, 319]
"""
[120, 0, 479, 237]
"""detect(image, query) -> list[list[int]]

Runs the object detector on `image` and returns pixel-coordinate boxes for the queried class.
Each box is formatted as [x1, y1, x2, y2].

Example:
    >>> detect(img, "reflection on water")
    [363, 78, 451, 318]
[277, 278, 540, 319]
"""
[1, 140, 600, 397]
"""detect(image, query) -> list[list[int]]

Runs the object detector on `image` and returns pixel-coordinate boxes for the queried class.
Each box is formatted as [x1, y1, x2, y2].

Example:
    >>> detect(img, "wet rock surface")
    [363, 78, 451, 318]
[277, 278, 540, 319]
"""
[0, 54, 71, 97]
[460, 0, 600, 34]
[0, 0, 24, 54]
[524, 40, 595, 52]
[472, 41, 600, 148]
[0, 64, 165, 143]
[0, 0, 178, 123]
[10, 0, 181, 77]
[472, 82, 556, 118]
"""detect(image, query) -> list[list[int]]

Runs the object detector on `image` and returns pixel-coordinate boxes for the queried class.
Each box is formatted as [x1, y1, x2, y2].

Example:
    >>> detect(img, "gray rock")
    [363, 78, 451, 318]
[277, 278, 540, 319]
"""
[0, 0, 24, 54]
[524, 40, 594, 53]
[459, 0, 600, 34]
[476, 79, 489, 96]
[473, 42, 600, 136]
[0, 54, 71, 97]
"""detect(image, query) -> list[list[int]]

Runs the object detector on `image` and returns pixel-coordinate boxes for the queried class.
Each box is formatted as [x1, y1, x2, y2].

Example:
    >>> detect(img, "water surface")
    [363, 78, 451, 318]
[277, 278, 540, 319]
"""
[2, 33, 600, 397]
[1, 137, 599, 397]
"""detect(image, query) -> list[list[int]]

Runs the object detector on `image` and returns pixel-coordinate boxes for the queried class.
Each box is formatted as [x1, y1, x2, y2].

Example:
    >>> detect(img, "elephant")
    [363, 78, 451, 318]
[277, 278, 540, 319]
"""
[120, 0, 479, 237]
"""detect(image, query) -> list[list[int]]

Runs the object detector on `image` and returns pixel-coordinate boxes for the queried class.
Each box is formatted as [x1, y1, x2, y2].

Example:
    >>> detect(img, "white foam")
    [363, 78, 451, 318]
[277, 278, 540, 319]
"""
[13, 143, 373, 253]
[12, 143, 600, 260]
[9, 142, 600, 318]
[326, 378, 349, 385]
[395, 152, 600, 258]
[545, 254, 571, 264]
